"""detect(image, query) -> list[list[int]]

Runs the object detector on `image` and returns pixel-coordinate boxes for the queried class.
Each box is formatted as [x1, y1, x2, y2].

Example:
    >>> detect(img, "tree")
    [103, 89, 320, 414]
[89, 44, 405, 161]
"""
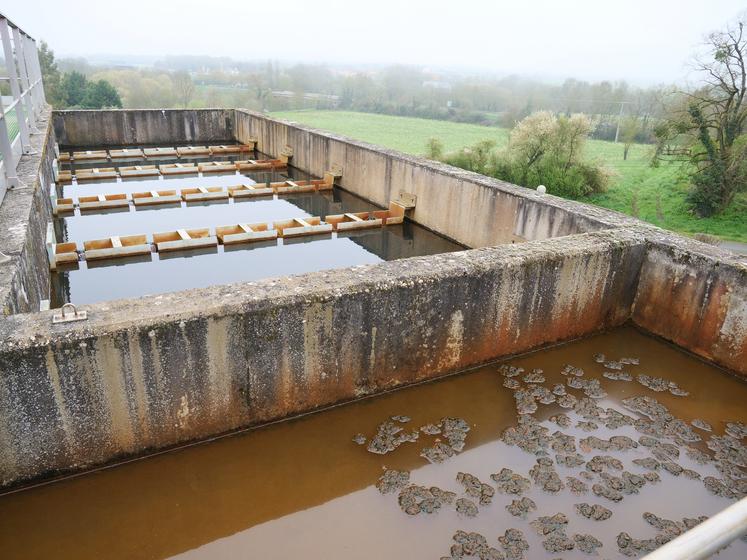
[82, 80, 122, 108]
[91, 69, 176, 108]
[59, 71, 88, 107]
[654, 15, 747, 216]
[172, 71, 195, 108]
[38, 41, 62, 106]
[620, 116, 642, 160]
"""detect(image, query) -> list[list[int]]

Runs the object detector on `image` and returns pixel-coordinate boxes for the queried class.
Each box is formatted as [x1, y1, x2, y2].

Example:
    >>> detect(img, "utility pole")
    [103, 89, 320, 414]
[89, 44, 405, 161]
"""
[614, 101, 629, 143]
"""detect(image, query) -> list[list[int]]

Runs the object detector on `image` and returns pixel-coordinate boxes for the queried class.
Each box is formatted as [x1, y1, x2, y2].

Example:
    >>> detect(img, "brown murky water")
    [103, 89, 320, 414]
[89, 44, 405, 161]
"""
[1, 326, 745, 559]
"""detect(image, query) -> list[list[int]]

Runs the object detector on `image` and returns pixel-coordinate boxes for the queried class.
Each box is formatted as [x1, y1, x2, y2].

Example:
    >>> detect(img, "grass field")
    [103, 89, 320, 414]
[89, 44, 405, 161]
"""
[273, 110, 746, 242]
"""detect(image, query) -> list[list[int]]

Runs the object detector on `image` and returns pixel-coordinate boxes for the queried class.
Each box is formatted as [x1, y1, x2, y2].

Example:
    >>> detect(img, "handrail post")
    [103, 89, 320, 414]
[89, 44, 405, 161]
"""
[0, 17, 32, 153]
[12, 25, 37, 131]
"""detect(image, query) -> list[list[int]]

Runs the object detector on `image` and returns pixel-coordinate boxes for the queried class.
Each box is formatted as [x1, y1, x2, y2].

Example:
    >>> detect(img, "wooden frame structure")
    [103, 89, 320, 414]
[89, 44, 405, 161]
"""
[83, 235, 151, 261]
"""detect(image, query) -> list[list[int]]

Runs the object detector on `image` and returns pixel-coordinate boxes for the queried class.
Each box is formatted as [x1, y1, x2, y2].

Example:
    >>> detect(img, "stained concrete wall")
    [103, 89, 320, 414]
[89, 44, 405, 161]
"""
[234, 109, 638, 248]
[0, 108, 55, 315]
[633, 233, 747, 373]
[53, 109, 235, 147]
[0, 229, 644, 488]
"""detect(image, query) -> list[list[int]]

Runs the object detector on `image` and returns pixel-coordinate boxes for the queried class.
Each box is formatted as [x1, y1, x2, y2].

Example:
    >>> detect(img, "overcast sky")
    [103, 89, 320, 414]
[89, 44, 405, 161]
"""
[6, 0, 746, 84]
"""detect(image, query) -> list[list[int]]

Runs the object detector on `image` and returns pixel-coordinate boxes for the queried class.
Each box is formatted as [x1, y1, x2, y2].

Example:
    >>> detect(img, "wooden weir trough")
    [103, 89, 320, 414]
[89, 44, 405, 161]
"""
[83, 235, 151, 261]
[153, 229, 218, 252]
[215, 223, 278, 244]
[273, 217, 333, 238]
[78, 193, 130, 212]
[75, 168, 119, 182]
[132, 190, 182, 206]
[227, 184, 274, 198]
[55, 169, 73, 184]
[50, 242, 79, 268]
[181, 187, 229, 202]
[176, 146, 211, 157]
[119, 165, 160, 178]
[53, 198, 75, 214]
[143, 147, 178, 158]
[326, 212, 382, 231]
[197, 161, 237, 174]
[210, 140, 256, 154]
[160, 163, 198, 176]
[70, 150, 109, 162]
[109, 148, 144, 159]
[235, 159, 286, 172]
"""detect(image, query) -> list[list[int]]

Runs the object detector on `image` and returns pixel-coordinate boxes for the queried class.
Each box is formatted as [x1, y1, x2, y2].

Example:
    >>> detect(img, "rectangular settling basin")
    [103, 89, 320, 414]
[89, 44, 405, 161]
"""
[51, 144, 464, 306]
[0, 326, 745, 559]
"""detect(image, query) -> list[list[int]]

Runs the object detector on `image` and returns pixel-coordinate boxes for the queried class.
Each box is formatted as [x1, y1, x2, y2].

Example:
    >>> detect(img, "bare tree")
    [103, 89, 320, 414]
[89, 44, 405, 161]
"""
[654, 15, 747, 216]
[172, 71, 195, 108]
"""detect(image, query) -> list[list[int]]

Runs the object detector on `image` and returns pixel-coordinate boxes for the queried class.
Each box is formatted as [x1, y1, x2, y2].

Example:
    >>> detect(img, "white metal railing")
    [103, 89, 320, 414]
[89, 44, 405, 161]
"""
[641, 497, 747, 560]
[0, 12, 45, 204]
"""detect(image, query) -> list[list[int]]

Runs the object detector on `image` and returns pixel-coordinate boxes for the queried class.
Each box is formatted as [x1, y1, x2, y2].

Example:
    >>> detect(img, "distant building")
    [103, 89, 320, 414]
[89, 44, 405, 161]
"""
[422, 81, 452, 90]
[271, 90, 340, 105]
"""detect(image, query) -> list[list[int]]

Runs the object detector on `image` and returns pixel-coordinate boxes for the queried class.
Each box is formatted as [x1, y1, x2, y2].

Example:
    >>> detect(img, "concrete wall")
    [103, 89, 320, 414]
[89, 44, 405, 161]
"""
[0, 229, 644, 488]
[234, 109, 638, 248]
[0, 108, 55, 315]
[633, 234, 747, 373]
[53, 109, 235, 148]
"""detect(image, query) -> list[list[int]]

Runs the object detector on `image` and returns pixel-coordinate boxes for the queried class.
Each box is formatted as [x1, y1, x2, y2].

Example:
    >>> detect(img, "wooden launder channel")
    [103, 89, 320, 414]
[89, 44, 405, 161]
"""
[47, 201, 410, 267]
[83, 235, 151, 261]
[56, 158, 288, 184]
[52, 170, 341, 215]
[55, 140, 270, 184]
[59, 141, 257, 163]
[153, 229, 217, 252]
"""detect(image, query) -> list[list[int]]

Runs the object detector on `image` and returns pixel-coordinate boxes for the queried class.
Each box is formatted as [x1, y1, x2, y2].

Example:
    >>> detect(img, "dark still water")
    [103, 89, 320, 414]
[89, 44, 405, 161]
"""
[0, 327, 744, 559]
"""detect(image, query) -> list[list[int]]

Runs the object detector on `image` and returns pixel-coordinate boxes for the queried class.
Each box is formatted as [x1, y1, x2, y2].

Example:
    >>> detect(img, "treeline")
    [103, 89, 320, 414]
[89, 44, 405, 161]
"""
[40, 43, 122, 109]
[41, 51, 667, 144]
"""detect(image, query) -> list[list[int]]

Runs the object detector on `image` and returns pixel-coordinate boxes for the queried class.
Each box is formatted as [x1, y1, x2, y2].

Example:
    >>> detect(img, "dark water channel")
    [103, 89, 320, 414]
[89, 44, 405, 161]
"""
[0, 327, 745, 559]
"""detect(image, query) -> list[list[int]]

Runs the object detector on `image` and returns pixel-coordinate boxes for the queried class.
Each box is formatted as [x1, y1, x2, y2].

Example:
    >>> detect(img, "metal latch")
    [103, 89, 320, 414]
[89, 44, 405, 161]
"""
[52, 303, 88, 324]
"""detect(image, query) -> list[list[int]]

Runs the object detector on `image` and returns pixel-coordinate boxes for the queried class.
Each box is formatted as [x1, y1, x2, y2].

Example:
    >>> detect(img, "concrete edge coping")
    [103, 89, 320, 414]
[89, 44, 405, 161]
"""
[0, 227, 646, 348]
[0, 109, 54, 306]
[0, 110, 53, 255]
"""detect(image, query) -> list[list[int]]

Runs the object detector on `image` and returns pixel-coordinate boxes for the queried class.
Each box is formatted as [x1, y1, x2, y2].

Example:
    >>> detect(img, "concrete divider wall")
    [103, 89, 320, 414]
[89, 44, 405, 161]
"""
[0, 229, 644, 488]
[0, 109, 55, 315]
[233, 110, 638, 248]
[633, 235, 747, 373]
[53, 109, 235, 147]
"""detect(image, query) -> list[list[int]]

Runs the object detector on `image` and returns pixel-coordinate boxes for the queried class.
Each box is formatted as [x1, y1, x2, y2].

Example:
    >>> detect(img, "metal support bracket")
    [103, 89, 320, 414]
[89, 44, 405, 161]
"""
[396, 191, 417, 209]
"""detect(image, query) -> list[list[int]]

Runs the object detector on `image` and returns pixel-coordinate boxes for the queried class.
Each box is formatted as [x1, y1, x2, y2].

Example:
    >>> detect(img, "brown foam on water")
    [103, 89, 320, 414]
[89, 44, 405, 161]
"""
[0, 326, 744, 559]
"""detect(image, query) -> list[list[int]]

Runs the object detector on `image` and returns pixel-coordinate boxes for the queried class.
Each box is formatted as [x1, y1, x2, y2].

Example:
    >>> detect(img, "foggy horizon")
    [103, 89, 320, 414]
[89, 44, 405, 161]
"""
[6, 0, 746, 85]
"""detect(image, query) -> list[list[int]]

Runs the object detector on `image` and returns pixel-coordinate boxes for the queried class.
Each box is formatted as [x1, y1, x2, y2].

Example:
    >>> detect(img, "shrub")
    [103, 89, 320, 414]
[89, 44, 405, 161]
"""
[425, 137, 444, 160]
[440, 112, 609, 198]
